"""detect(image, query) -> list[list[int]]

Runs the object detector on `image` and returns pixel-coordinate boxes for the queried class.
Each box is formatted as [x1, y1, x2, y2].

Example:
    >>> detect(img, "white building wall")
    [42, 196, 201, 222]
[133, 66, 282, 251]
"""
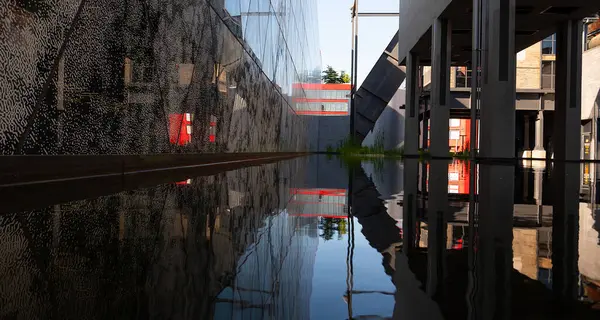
[581, 46, 600, 121]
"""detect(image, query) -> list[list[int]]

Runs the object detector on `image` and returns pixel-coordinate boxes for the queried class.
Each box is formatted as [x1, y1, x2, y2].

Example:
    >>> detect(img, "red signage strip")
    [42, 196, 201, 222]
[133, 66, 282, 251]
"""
[294, 98, 349, 103]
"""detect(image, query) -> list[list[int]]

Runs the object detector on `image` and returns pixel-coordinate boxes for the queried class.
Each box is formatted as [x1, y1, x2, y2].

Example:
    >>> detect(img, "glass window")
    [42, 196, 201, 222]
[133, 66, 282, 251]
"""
[541, 61, 555, 89]
[455, 67, 471, 88]
[542, 34, 556, 55]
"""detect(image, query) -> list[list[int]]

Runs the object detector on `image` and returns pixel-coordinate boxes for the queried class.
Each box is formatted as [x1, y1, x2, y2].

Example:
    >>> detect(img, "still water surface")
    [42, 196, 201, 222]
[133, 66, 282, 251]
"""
[1, 155, 599, 319]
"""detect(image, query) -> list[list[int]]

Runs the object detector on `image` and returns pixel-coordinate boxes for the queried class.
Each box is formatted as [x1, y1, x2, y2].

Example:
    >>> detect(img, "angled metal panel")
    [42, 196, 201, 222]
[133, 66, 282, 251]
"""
[354, 31, 406, 140]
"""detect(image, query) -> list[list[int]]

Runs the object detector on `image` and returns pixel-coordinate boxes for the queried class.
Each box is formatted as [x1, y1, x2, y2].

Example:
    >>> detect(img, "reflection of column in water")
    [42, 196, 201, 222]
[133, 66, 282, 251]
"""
[466, 159, 479, 320]
[552, 162, 580, 303]
[477, 163, 514, 320]
[534, 168, 544, 225]
[403, 159, 419, 255]
[427, 159, 448, 299]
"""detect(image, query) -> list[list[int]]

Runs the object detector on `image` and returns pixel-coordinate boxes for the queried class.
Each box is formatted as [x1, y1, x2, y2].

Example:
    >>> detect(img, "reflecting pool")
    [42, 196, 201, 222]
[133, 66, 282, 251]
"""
[1, 155, 599, 319]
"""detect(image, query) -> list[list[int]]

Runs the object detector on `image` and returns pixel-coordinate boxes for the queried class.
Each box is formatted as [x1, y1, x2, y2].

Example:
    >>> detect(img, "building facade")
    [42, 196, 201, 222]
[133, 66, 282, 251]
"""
[0, 0, 320, 155]
[297, 83, 351, 151]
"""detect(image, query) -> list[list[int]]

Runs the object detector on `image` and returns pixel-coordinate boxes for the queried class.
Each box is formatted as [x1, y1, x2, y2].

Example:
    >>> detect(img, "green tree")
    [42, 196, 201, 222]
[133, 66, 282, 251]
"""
[338, 71, 350, 84]
[319, 217, 348, 241]
[322, 66, 350, 84]
[322, 65, 340, 83]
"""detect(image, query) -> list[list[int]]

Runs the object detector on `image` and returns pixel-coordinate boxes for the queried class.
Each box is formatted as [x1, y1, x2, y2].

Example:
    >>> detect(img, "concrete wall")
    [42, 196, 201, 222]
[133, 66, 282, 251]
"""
[362, 88, 406, 150]
[516, 43, 542, 89]
[0, 0, 320, 155]
[306, 116, 350, 151]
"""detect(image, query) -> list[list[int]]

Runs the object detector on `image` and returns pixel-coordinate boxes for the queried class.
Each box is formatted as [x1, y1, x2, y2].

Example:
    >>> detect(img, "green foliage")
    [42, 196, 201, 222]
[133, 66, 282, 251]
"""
[319, 217, 348, 241]
[322, 66, 350, 84]
[339, 71, 350, 84]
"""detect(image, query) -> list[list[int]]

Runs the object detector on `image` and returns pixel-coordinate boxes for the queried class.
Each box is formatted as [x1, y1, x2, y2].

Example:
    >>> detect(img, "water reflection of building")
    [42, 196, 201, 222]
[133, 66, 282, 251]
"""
[0, 159, 315, 318]
[214, 214, 318, 319]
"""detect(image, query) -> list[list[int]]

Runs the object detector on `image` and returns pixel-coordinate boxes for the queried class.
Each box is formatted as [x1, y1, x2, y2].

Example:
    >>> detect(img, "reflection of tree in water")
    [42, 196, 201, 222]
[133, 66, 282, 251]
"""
[318, 217, 347, 241]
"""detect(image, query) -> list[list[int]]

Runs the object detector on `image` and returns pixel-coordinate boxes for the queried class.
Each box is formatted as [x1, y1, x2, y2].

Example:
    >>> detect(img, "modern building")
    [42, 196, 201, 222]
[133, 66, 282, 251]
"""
[0, 0, 321, 155]
[295, 83, 351, 151]
[358, 10, 600, 161]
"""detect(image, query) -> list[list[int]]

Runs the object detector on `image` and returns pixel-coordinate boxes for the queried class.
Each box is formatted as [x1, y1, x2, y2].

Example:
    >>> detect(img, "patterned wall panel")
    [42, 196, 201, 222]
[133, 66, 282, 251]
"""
[0, 0, 320, 154]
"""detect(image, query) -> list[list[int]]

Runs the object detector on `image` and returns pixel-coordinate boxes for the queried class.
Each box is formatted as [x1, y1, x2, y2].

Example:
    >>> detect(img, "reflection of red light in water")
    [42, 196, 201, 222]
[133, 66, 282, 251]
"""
[209, 115, 217, 143]
[452, 238, 464, 250]
[290, 188, 346, 196]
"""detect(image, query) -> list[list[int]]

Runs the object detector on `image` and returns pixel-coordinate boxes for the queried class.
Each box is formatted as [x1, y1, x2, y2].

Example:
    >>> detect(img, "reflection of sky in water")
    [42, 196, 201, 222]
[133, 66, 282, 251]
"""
[311, 218, 396, 319]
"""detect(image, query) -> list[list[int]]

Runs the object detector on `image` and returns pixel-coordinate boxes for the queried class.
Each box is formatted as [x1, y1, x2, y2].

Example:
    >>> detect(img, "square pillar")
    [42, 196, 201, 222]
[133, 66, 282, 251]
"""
[405, 52, 420, 156]
[554, 20, 583, 161]
[475, 0, 516, 318]
[479, 0, 516, 159]
[430, 18, 451, 157]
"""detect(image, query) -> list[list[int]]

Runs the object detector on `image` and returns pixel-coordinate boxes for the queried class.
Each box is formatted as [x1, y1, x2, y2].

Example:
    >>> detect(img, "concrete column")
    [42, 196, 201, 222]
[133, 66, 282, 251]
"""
[551, 162, 580, 303]
[532, 110, 546, 159]
[403, 158, 419, 255]
[426, 159, 448, 300]
[475, 2, 516, 315]
[522, 114, 531, 158]
[405, 52, 420, 156]
[430, 18, 451, 157]
[479, 0, 516, 159]
[554, 20, 583, 161]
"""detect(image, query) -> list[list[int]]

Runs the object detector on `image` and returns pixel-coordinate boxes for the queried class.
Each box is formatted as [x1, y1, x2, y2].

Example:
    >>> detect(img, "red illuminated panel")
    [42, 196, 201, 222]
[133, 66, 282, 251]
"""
[169, 113, 192, 145]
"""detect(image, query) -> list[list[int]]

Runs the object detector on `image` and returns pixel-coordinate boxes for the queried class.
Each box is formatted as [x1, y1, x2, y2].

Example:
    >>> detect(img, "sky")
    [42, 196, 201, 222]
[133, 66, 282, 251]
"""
[317, 0, 399, 87]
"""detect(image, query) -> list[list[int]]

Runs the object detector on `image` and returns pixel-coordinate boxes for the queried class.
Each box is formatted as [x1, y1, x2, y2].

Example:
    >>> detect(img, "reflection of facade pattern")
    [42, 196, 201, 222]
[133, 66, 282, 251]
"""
[0, 0, 320, 154]
[287, 188, 348, 218]
[0, 158, 319, 318]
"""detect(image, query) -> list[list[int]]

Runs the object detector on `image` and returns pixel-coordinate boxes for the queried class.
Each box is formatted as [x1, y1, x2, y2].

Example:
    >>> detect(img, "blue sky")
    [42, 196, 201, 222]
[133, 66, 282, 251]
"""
[317, 0, 399, 86]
